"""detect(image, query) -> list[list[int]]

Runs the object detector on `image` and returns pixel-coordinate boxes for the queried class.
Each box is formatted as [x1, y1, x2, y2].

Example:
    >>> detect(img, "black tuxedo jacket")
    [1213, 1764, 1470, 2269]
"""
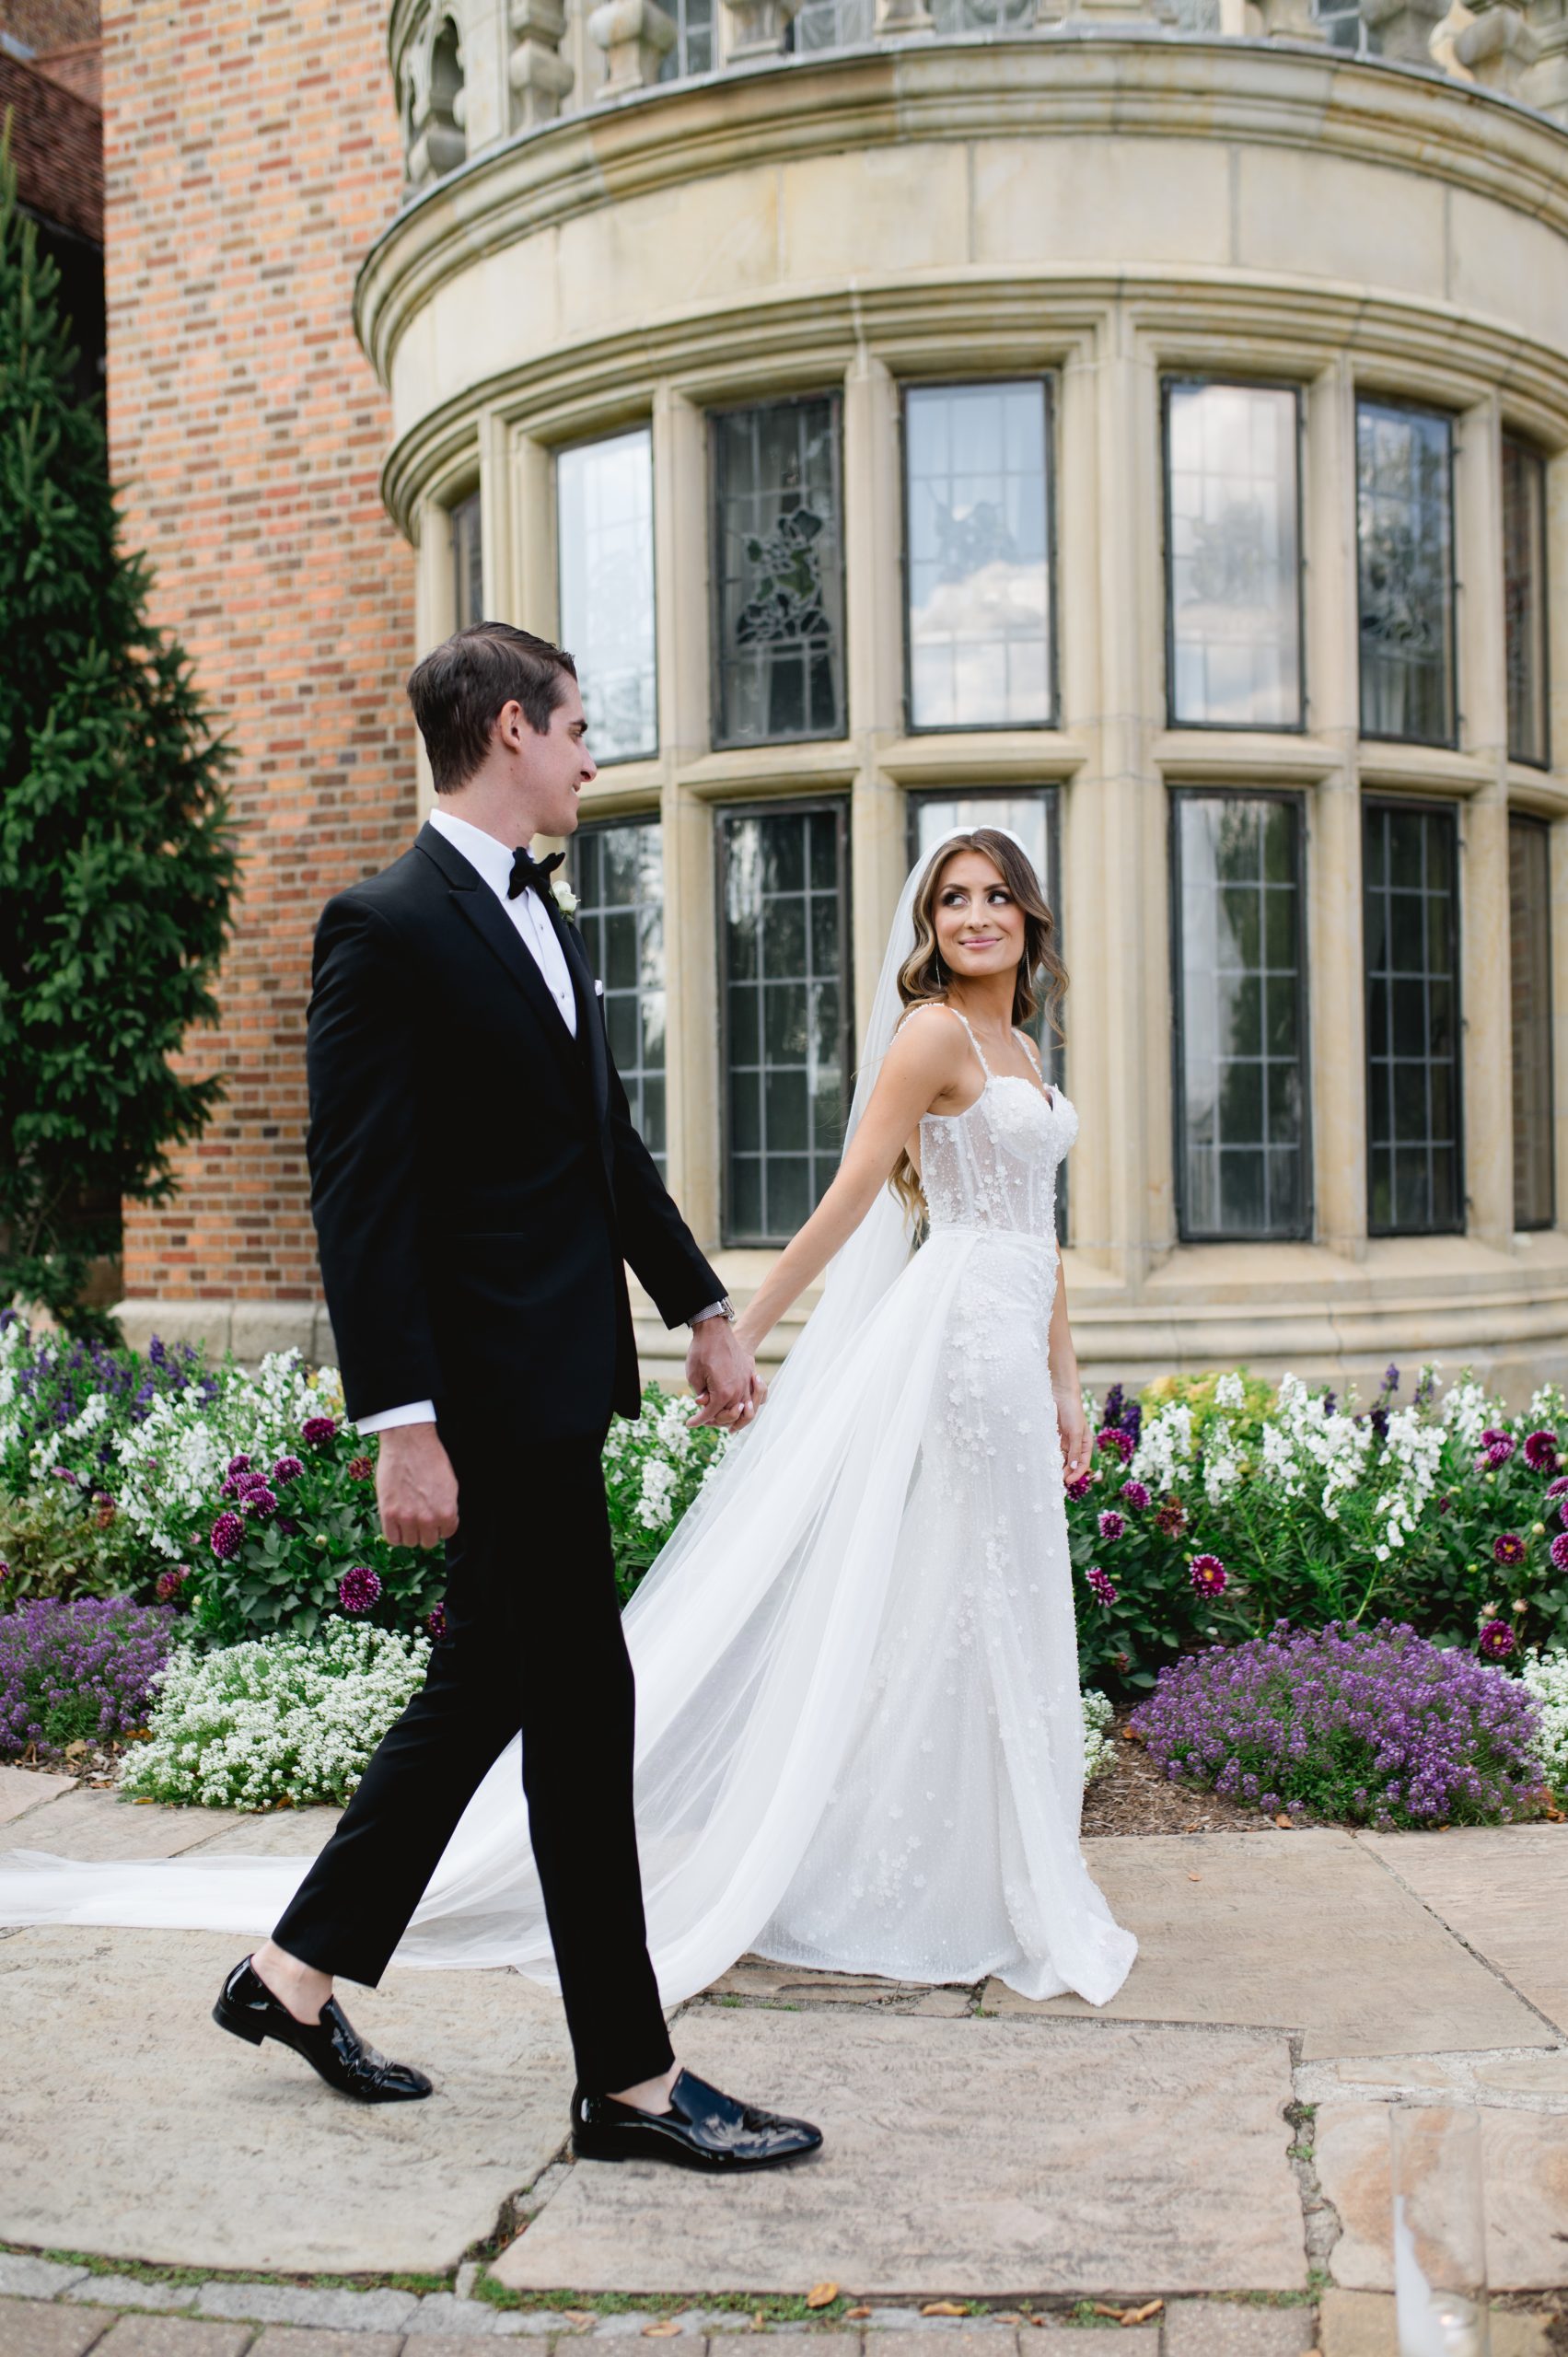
[306, 820, 723, 1440]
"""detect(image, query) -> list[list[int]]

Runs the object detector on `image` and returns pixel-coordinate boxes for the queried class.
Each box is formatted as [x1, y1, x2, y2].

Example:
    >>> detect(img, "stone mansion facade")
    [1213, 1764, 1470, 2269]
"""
[110, 0, 1568, 1399]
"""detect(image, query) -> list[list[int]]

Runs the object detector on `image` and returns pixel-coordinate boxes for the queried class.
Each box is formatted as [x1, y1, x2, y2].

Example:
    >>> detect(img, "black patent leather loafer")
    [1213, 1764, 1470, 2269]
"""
[213, 1956, 433, 2103]
[572, 2065, 822, 2171]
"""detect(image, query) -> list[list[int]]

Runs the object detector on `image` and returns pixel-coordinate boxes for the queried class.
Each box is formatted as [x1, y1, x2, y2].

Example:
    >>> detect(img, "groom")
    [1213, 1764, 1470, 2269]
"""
[213, 621, 821, 2173]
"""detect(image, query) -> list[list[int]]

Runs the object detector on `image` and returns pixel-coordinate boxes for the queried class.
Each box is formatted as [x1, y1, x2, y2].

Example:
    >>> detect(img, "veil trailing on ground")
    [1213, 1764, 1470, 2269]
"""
[0, 828, 1049, 2003]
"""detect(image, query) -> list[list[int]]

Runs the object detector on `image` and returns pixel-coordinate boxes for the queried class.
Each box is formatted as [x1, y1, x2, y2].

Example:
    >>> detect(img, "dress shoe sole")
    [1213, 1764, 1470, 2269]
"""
[572, 2124, 822, 2172]
[211, 1995, 432, 2103]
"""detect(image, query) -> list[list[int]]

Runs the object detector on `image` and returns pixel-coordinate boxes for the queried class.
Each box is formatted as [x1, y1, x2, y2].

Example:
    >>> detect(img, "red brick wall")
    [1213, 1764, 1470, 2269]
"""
[104, 0, 415, 1311]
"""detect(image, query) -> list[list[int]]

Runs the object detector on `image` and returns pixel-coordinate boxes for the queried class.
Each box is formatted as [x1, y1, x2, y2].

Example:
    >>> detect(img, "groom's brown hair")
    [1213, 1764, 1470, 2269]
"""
[407, 622, 578, 793]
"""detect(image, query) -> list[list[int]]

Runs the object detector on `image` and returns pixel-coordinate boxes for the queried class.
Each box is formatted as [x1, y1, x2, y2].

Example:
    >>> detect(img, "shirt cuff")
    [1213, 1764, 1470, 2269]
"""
[354, 1399, 438, 1434]
[687, 1301, 729, 1327]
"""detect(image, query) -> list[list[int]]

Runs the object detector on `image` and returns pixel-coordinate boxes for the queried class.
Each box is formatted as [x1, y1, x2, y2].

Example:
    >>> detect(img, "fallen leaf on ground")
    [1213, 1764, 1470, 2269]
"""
[1121, 2301, 1163, 2324]
[1187, 1871, 1202, 1881]
[643, 2324, 682, 2338]
[806, 2283, 839, 2309]
[561, 2312, 595, 2327]
[991, 2315, 1026, 2326]
[843, 2308, 872, 2322]
[64, 1740, 87, 1759]
[922, 2303, 967, 2316]
[133, 1796, 157, 1805]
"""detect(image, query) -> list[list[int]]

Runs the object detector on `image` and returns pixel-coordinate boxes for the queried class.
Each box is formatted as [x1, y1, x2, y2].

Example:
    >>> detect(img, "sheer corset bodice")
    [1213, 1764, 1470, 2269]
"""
[908, 1004, 1076, 1241]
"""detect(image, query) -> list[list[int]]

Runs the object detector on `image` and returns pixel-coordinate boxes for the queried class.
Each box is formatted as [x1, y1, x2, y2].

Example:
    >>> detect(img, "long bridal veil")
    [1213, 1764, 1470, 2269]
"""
[0, 830, 1031, 2003]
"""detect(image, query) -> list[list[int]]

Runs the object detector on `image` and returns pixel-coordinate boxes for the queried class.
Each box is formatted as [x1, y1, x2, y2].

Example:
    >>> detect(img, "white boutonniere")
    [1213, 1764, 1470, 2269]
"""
[552, 877, 579, 923]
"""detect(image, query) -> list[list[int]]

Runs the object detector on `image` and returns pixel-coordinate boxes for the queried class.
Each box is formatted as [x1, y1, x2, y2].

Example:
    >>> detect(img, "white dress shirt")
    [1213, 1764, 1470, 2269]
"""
[355, 808, 724, 1435]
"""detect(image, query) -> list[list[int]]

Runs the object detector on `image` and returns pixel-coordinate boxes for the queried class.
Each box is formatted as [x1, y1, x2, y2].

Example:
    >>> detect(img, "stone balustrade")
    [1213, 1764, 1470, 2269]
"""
[389, 0, 1567, 198]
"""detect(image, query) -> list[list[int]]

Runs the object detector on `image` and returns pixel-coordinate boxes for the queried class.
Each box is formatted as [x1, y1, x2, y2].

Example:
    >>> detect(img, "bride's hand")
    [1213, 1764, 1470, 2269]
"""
[1055, 1389, 1090, 1483]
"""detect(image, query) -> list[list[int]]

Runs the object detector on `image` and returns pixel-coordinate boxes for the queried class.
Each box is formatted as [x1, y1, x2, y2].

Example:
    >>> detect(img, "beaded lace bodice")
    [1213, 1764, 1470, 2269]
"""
[906, 1004, 1077, 1239]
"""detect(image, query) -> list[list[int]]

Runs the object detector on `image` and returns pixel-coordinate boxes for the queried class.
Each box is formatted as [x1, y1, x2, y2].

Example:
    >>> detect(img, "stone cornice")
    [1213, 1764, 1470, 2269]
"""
[377, 268, 1568, 534]
[354, 35, 1568, 390]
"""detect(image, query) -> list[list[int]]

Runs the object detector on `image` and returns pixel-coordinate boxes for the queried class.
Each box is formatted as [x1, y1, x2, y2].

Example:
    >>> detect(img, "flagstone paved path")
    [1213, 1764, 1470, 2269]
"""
[2, 1771, 1566, 2357]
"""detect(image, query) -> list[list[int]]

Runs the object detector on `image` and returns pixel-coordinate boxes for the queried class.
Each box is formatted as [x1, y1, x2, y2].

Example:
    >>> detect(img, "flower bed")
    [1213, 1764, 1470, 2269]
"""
[1128, 1619, 1546, 1830]
[0, 1596, 174, 1759]
[119, 1622, 431, 1810]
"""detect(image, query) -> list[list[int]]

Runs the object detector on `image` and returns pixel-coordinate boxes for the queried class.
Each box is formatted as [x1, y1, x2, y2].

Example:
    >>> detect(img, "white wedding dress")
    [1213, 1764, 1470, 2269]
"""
[0, 836, 1136, 2011]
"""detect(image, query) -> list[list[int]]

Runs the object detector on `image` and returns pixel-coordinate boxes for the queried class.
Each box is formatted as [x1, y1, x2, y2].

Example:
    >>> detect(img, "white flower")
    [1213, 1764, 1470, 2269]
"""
[552, 877, 578, 920]
[1520, 1646, 1568, 1793]
[1082, 1686, 1116, 1783]
[1214, 1372, 1245, 1410]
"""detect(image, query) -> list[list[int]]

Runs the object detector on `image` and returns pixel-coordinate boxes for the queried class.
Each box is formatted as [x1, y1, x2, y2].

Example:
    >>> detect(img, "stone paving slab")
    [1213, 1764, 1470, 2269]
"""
[0, 1926, 575, 2273]
[1359, 1826, 1568, 2036]
[95, 2321, 254, 2357]
[0, 1786, 250, 1861]
[976, 1831, 1554, 2059]
[0, 2254, 90, 2299]
[1317, 2289, 1552, 2355]
[67, 2281, 200, 2315]
[1313, 2099, 1568, 2290]
[703, 1961, 972, 2016]
[246, 2336, 405, 2357]
[180, 1808, 343, 1859]
[0, 1765, 77, 1826]
[494, 2010, 1306, 2297]
[192, 2288, 418, 2334]
[0, 2299, 111, 2356]
[1161, 2301, 1316, 2353]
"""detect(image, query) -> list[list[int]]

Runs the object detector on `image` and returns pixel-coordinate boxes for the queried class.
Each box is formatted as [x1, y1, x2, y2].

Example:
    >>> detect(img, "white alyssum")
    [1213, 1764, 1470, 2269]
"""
[1519, 1646, 1568, 1794]
[113, 1352, 346, 1560]
[121, 1623, 428, 1811]
[1082, 1686, 1115, 1784]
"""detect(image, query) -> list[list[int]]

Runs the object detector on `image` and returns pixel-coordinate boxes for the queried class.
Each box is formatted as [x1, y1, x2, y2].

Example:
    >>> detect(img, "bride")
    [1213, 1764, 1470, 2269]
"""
[0, 824, 1136, 2012]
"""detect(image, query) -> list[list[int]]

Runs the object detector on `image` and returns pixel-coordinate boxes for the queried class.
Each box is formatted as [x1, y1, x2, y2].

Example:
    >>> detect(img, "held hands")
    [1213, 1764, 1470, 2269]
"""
[1055, 1386, 1091, 1486]
[686, 1317, 767, 1433]
[376, 1422, 460, 1550]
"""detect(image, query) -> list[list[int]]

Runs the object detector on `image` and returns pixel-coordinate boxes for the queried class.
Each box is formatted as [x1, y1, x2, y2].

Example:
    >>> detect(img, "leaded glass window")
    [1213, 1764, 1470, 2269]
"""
[720, 802, 850, 1244]
[656, 0, 713, 78]
[1173, 794, 1310, 1241]
[904, 382, 1054, 731]
[572, 819, 668, 1178]
[1357, 402, 1456, 748]
[1364, 800, 1462, 1236]
[557, 428, 657, 764]
[910, 788, 1067, 1237]
[451, 489, 482, 631]
[1504, 436, 1550, 771]
[711, 398, 845, 750]
[1510, 813, 1553, 1230]
[1164, 381, 1303, 731]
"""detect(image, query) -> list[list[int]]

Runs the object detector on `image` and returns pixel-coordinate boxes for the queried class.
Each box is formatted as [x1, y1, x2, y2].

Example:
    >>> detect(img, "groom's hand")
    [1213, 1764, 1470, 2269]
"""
[686, 1319, 762, 1432]
[376, 1422, 459, 1549]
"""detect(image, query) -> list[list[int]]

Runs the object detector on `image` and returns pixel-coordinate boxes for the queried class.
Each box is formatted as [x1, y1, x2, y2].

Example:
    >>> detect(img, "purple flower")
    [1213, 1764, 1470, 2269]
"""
[1098, 1509, 1126, 1542]
[1551, 1532, 1568, 1573]
[1096, 1427, 1133, 1464]
[1321, 1391, 1337, 1417]
[1086, 1565, 1118, 1606]
[1524, 1429, 1561, 1473]
[52, 1466, 77, 1486]
[1101, 1384, 1124, 1427]
[426, 1601, 448, 1643]
[1190, 1553, 1227, 1597]
[337, 1564, 381, 1615]
[1121, 1480, 1151, 1513]
[226, 1454, 253, 1479]
[1493, 1532, 1527, 1568]
[0, 1598, 176, 1761]
[240, 1484, 277, 1521]
[1483, 1437, 1516, 1469]
[1064, 1471, 1096, 1502]
[1436, 1493, 1454, 1515]
[1478, 1619, 1517, 1662]
[302, 1415, 338, 1447]
[1156, 1497, 1188, 1538]
[155, 1567, 187, 1605]
[346, 1456, 374, 1483]
[277, 1516, 299, 1538]
[1382, 1362, 1400, 1395]
[271, 1456, 305, 1486]
[1548, 1475, 1568, 1501]
[209, 1511, 244, 1561]
[1126, 1619, 1542, 1832]
[1480, 1427, 1509, 1448]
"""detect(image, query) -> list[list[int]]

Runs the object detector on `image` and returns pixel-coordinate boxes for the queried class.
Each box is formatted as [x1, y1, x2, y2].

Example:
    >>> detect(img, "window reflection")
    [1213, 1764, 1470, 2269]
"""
[1357, 402, 1456, 748]
[1510, 814, 1554, 1230]
[558, 428, 657, 763]
[572, 820, 668, 1175]
[905, 382, 1054, 730]
[1504, 437, 1550, 771]
[1364, 800, 1462, 1235]
[1165, 381, 1303, 730]
[711, 399, 845, 749]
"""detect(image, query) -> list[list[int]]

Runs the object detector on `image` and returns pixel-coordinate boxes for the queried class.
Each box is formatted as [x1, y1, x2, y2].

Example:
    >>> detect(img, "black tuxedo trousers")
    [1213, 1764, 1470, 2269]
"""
[272, 1413, 674, 2096]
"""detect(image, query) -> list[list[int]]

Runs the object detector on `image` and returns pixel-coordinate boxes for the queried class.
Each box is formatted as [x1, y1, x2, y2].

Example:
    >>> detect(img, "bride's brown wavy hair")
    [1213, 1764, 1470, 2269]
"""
[888, 829, 1068, 1227]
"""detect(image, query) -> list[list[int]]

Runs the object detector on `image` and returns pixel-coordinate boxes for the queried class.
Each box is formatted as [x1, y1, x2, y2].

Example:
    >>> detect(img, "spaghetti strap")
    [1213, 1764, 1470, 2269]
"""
[895, 999, 991, 1083]
[1013, 1027, 1053, 1103]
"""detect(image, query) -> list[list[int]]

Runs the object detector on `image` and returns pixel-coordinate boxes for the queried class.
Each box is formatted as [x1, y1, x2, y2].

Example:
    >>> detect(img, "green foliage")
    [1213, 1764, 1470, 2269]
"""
[185, 1421, 446, 1647]
[0, 122, 238, 1330]
[601, 1382, 731, 1605]
[0, 1480, 134, 1604]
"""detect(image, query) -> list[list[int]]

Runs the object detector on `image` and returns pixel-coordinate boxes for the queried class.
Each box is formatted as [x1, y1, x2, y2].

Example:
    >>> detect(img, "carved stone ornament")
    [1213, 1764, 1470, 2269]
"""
[588, 0, 679, 93]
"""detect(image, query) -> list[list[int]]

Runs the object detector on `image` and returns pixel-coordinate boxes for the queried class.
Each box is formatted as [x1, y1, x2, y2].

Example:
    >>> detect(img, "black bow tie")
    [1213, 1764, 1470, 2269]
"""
[507, 847, 565, 907]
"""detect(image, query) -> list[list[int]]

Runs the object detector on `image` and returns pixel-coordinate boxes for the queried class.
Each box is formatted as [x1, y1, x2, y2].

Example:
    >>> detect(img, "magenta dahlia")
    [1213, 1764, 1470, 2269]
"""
[302, 1415, 339, 1447]
[1493, 1532, 1527, 1568]
[1524, 1430, 1561, 1473]
[1086, 1566, 1118, 1606]
[337, 1564, 382, 1615]
[1478, 1618, 1516, 1662]
[1096, 1427, 1133, 1464]
[209, 1511, 244, 1562]
[1121, 1480, 1151, 1512]
[1190, 1552, 1227, 1597]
